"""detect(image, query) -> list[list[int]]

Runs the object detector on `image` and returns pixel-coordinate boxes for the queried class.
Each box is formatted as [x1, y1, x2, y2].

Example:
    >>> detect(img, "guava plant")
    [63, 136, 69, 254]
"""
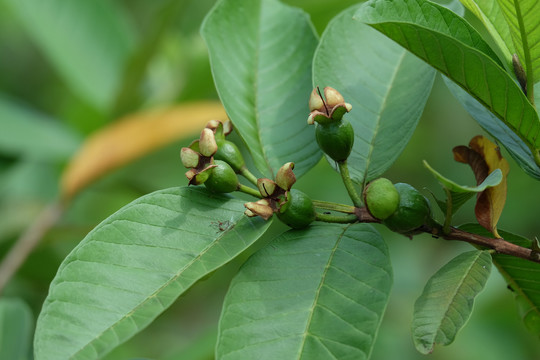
[31, 0, 540, 358]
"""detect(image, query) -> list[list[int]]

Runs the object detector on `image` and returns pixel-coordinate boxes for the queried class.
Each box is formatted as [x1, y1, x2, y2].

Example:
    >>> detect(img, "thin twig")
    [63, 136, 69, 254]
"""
[0, 201, 65, 294]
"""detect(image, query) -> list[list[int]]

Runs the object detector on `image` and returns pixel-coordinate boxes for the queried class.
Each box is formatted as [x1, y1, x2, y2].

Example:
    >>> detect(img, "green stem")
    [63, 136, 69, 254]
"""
[513, 0, 535, 105]
[443, 187, 452, 234]
[312, 200, 356, 214]
[239, 166, 258, 186]
[315, 212, 358, 224]
[236, 184, 262, 198]
[337, 161, 363, 207]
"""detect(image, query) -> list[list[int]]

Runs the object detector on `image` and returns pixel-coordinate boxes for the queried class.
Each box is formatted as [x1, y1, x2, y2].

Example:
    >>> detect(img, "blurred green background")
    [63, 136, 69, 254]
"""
[0, 0, 538, 359]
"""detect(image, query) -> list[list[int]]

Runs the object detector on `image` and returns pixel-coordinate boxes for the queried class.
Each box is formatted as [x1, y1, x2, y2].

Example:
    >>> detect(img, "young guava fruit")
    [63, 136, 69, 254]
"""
[277, 189, 316, 229]
[214, 140, 245, 173]
[315, 120, 354, 162]
[204, 160, 239, 193]
[383, 183, 430, 233]
[363, 178, 400, 220]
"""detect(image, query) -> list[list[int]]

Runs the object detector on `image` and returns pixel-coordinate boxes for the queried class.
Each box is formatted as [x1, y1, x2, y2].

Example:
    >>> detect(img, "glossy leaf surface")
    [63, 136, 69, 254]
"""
[412, 250, 492, 354]
[201, 0, 321, 178]
[34, 187, 271, 359]
[357, 0, 540, 168]
[314, 5, 435, 184]
[217, 223, 392, 359]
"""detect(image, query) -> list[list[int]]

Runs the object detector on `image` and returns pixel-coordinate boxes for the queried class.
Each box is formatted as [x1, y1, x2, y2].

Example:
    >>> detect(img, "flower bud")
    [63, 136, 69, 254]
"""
[244, 199, 274, 220]
[309, 88, 325, 112]
[257, 178, 277, 197]
[180, 147, 200, 168]
[276, 162, 296, 191]
[324, 87, 345, 108]
[199, 128, 218, 157]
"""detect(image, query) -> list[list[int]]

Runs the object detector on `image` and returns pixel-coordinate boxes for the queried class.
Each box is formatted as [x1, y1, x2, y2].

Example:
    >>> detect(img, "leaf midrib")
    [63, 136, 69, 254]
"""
[296, 224, 351, 359]
[69, 200, 245, 358]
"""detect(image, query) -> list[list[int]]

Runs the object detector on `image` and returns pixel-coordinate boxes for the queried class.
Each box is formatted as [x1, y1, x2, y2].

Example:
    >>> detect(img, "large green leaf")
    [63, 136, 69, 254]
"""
[201, 0, 321, 178]
[459, 224, 540, 336]
[444, 78, 540, 179]
[4, 0, 135, 111]
[217, 223, 393, 359]
[459, 0, 514, 65]
[0, 298, 33, 360]
[498, 0, 540, 84]
[313, 5, 435, 184]
[34, 187, 271, 359]
[0, 96, 81, 161]
[412, 250, 492, 354]
[357, 0, 540, 168]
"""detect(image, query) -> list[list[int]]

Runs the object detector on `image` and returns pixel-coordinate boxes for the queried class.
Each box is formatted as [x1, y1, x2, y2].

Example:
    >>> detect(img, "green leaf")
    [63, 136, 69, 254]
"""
[0, 96, 81, 162]
[459, 224, 540, 336]
[4, 0, 135, 111]
[424, 160, 502, 215]
[34, 187, 271, 360]
[201, 0, 321, 178]
[444, 78, 540, 179]
[498, 0, 540, 84]
[412, 250, 492, 354]
[314, 5, 435, 184]
[217, 223, 393, 359]
[459, 0, 514, 65]
[0, 298, 34, 360]
[357, 0, 540, 168]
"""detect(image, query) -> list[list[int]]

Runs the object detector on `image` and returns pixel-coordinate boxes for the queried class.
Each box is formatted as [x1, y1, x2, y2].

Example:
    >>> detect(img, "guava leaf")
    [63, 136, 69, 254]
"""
[217, 223, 393, 359]
[60, 102, 227, 200]
[443, 78, 540, 179]
[313, 5, 435, 184]
[0, 298, 33, 360]
[423, 160, 502, 216]
[201, 0, 321, 178]
[34, 187, 271, 360]
[412, 250, 492, 354]
[0, 96, 81, 162]
[453, 135, 510, 237]
[459, 224, 540, 337]
[459, 0, 514, 65]
[4, 0, 135, 111]
[498, 0, 540, 84]
[356, 0, 540, 168]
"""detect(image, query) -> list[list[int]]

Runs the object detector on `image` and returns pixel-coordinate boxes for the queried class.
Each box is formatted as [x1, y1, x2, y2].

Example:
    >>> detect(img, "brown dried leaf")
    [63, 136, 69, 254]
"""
[453, 135, 509, 237]
[61, 101, 226, 200]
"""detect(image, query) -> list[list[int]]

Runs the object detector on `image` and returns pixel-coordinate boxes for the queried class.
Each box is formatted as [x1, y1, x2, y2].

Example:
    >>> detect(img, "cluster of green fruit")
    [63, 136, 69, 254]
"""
[180, 88, 431, 234]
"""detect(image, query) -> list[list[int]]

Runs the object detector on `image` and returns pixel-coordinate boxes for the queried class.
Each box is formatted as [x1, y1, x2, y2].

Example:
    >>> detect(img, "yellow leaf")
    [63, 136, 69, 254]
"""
[61, 101, 227, 200]
[453, 135, 509, 237]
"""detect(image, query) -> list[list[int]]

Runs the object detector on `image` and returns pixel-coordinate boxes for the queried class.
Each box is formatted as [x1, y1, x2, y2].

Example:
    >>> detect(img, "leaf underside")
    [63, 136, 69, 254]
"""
[201, 0, 321, 178]
[34, 187, 271, 360]
[217, 223, 393, 360]
[314, 4, 435, 184]
[412, 250, 492, 354]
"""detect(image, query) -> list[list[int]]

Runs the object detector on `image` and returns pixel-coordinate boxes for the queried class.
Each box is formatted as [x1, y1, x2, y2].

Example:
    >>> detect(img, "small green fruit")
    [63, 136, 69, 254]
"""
[277, 189, 315, 229]
[364, 178, 399, 220]
[383, 183, 430, 233]
[204, 160, 239, 193]
[214, 140, 245, 173]
[315, 120, 354, 162]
